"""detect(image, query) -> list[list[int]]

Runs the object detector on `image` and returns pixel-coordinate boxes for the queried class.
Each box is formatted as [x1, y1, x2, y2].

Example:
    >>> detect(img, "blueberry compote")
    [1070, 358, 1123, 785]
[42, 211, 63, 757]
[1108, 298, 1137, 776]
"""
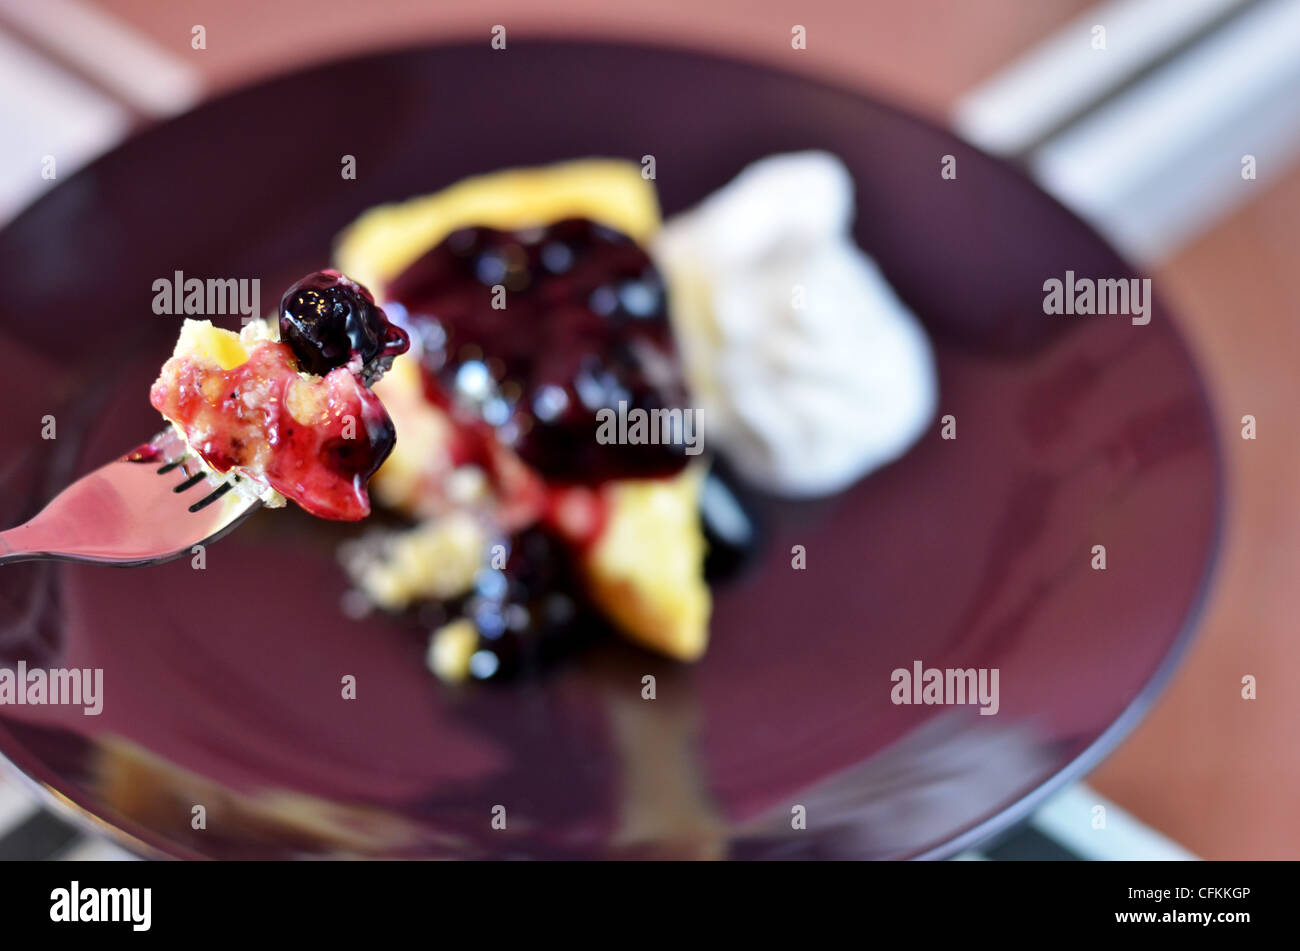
[386, 218, 690, 484]
[385, 219, 695, 680]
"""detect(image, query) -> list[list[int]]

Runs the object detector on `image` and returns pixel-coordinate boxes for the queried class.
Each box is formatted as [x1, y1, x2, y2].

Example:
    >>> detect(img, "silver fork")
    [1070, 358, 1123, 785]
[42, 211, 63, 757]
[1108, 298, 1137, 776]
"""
[0, 427, 260, 566]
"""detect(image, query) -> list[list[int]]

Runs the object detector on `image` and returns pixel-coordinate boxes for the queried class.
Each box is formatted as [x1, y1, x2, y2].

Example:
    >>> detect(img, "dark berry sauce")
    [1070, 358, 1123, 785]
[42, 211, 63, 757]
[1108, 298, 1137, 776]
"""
[386, 218, 690, 484]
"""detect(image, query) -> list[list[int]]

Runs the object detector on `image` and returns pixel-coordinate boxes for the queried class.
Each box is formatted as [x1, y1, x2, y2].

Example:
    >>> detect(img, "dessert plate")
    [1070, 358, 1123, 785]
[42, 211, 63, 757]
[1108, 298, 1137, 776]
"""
[0, 40, 1220, 859]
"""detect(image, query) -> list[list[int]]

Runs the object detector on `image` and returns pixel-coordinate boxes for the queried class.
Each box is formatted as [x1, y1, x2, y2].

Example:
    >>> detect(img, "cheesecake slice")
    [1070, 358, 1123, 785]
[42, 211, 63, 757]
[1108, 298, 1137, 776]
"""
[334, 160, 712, 675]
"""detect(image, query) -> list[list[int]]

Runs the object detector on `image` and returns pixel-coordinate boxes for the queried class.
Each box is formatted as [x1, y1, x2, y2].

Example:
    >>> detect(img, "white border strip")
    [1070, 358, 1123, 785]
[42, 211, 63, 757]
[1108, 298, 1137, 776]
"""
[1030, 0, 1300, 262]
[0, 25, 129, 223]
[953, 0, 1247, 157]
[0, 773, 40, 836]
[0, 0, 202, 117]
[1031, 783, 1199, 860]
[956, 0, 1300, 262]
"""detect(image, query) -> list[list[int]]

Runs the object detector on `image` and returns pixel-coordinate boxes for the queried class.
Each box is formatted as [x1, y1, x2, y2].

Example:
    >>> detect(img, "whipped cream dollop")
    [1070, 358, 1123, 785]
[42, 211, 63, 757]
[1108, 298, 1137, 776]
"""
[653, 152, 937, 497]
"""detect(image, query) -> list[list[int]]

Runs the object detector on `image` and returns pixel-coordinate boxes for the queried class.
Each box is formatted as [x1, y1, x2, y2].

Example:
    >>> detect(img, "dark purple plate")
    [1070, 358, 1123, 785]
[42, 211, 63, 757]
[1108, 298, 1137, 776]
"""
[0, 40, 1219, 859]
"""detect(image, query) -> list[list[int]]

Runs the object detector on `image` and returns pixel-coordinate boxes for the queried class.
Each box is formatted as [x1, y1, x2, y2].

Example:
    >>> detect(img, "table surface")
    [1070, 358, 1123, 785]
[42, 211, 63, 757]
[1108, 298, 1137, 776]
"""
[1, 0, 1296, 860]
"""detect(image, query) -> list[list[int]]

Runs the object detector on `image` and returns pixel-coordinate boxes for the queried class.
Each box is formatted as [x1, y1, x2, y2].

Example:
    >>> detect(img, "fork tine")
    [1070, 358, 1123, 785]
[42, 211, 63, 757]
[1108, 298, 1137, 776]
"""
[173, 471, 208, 493]
[188, 481, 234, 513]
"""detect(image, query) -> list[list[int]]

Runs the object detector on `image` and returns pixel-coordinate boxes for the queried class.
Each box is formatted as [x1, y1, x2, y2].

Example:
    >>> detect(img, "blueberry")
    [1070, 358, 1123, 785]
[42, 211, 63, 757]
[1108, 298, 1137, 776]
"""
[540, 241, 575, 274]
[279, 270, 408, 376]
[474, 251, 509, 286]
[588, 285, 619, 317]
[617, 275, 663, 318]
[321, 409, 396, 483]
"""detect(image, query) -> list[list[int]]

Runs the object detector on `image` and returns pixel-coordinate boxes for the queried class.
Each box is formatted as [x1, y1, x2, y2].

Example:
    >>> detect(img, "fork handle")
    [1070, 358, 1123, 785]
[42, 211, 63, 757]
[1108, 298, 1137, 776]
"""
[0, 519, 76, 564]
[0, 525, 35, 564]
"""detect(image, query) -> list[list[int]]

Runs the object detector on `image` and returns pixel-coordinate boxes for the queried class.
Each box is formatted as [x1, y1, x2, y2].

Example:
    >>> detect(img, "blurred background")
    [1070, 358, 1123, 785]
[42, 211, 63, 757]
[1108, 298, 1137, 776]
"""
[0, 0, 1297, 859]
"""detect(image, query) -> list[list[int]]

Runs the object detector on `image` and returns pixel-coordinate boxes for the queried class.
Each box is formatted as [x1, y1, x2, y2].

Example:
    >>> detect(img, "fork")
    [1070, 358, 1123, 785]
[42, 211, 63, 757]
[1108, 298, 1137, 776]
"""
[0, 427, 260, 566]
